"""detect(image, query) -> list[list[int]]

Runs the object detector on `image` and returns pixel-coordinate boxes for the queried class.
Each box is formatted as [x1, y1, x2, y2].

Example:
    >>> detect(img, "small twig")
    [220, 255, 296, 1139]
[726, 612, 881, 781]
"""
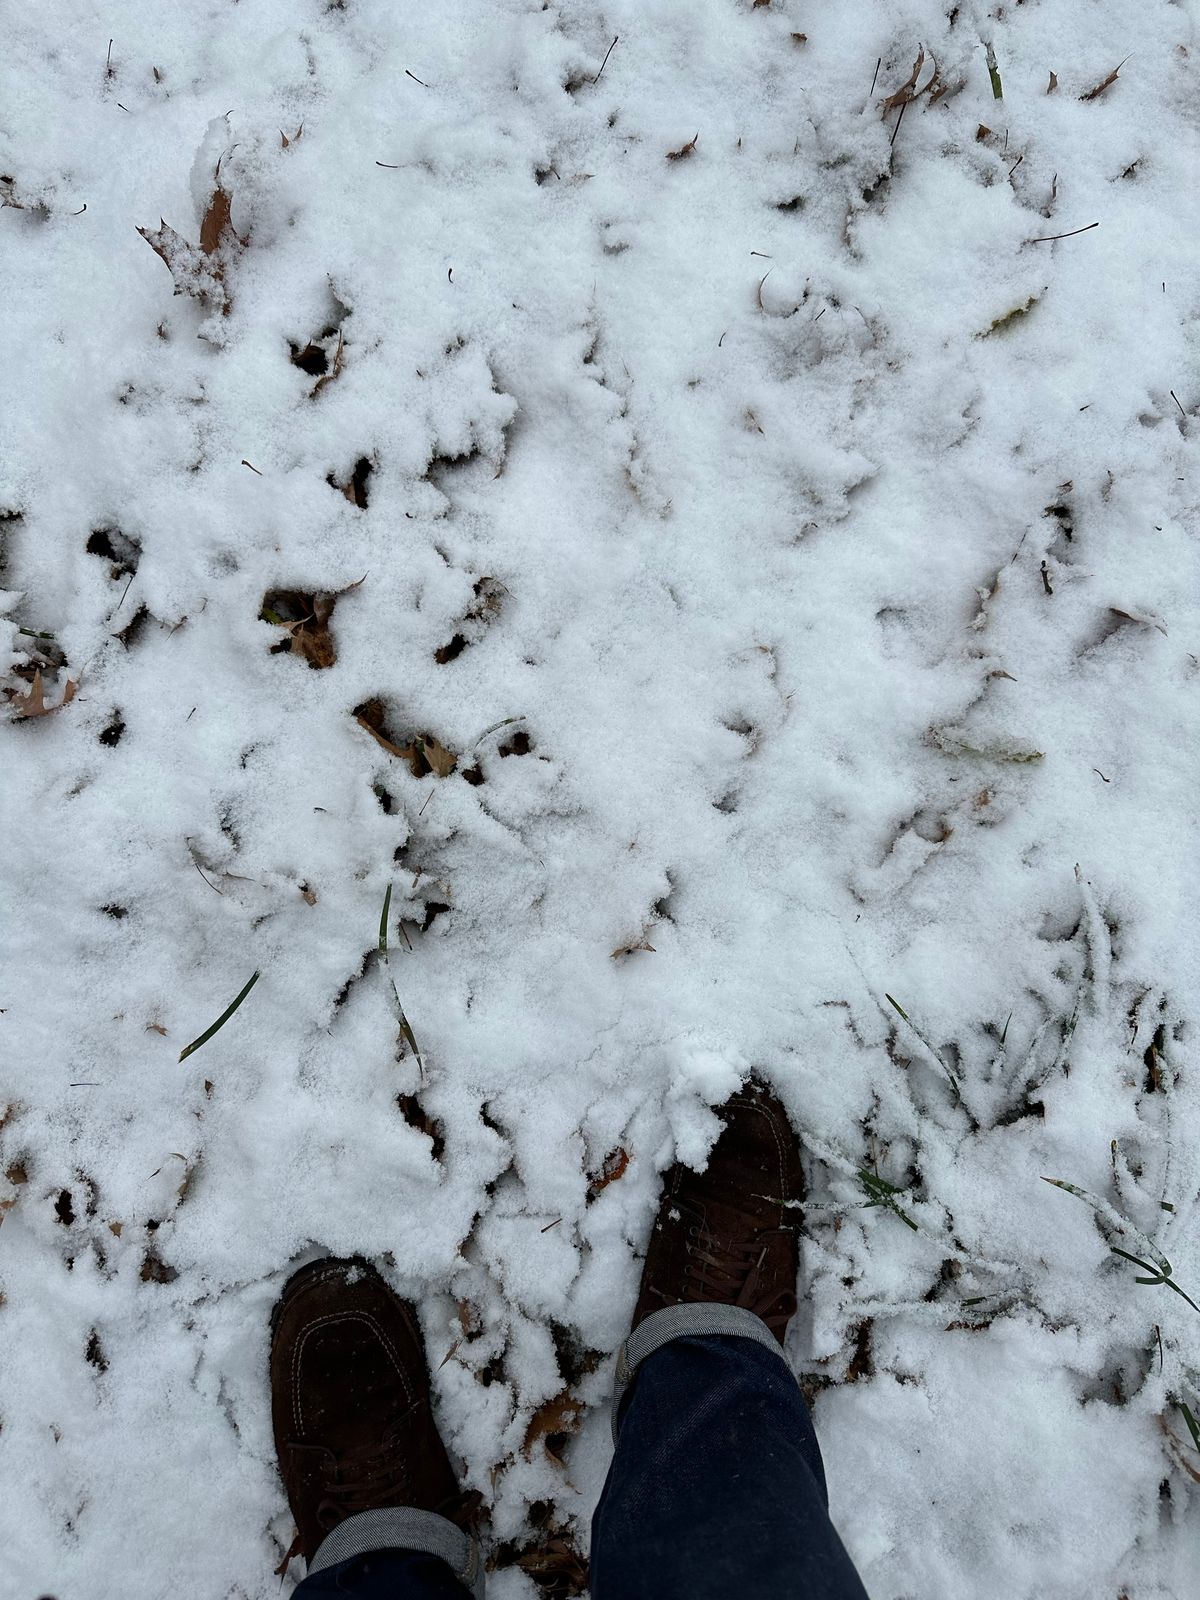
[1040, 561, 1053, 595]
[540, 1217, 563, 1233]
[192, 858, 224, 896]
[241, 459, 263, 475]
[813, 307, 826, 322]
[1092, 768, 1111, 783]
[106, 39, 114, 78]
[1170, 390, 1187, 419]
[890, 97, 907, 147]
[405, 69, 429, 87]
[418, 788, 435, 817]
[71, 203, 87, 215]
[376, 161, 400, 169]
[869, 57, 881, 98]
[1007, 154, 1024, 179]
[594, 35, 619, 84]
[1029, 222, 1099, 242]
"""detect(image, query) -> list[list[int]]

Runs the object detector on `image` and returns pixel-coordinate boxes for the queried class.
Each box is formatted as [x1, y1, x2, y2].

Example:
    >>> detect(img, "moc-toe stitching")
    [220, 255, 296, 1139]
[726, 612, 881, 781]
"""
[291, 1309, 416, 1434]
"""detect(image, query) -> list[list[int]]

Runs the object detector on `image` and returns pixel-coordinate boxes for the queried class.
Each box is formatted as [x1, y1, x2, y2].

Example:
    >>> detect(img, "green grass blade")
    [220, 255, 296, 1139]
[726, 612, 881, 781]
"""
[1179, 1403, 1200, 1454]
[379, 881, 392, 956]
[1164, 1278, 1200, 1317]
[388, 976, 425, 1079]
[985, 41, 1003, 99]
[179, 970, 261, 1063]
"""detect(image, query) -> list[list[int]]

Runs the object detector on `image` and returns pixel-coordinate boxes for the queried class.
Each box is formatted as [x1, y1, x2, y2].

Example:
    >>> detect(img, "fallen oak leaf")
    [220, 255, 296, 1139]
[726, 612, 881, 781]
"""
[137, 220, 226, 309]
[199, 184, 235, 255]
[523, 1389, 585, 1462]
[8, 669, 79, 719]
[419, 735, 458, 778]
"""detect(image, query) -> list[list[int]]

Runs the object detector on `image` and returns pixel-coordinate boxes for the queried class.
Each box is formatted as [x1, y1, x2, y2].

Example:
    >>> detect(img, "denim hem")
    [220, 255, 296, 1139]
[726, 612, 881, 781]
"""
[307, 1506, 485, 1599]
[611, 1302, 790, 1440]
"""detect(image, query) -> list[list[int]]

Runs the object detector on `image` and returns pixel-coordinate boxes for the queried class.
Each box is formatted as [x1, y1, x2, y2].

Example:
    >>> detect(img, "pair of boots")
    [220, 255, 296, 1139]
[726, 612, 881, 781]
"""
[270, 1085, 804, 1588]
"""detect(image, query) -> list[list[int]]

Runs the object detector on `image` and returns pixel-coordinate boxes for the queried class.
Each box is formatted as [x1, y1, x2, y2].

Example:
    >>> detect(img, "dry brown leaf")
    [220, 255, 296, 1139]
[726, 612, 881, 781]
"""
[199, 186, 234, 255]
[666, 132, 699, 161]
[353, 700, 458, 778]
[1109, 606, 1168, 636]
[438, 1337, 462, 1370]
[145, 1023, 168, 1036]
[329, 456, 372, 508]
[262, 577, 363, 669]
[1047, 71, 1058, 93]
[456, 1300, 482, 1337]
[611, 938, 655, 959]
[588, 1146, 630, 1200]
[8, 669, 79, 720]
[1081, 61, 1126, 101]
[0, 1161, 28, 1222]
[523, 1389, 585, 1461]
[514, 1536, 590, 1595]
[137, 220, 226, 309]
[420, 736, 458, 777]
[880, 48, 925, 113]
[311, 329, 346, 397]
[299, 883, 317, 906]
[357, 717, 411, 762]
[108, 1220, 124, 1238]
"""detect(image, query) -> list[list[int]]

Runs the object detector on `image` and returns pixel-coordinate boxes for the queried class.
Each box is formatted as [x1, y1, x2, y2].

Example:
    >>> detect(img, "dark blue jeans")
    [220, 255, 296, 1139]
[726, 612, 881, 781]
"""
[295, 1334, 868, 1599]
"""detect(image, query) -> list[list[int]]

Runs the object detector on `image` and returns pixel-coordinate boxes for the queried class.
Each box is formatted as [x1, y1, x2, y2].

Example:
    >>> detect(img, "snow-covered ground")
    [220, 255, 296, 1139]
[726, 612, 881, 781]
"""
[3, 3, 1199, 1596]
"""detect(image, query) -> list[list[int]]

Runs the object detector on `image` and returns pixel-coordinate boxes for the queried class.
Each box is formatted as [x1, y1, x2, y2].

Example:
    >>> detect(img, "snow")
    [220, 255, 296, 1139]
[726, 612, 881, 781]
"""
[2, 2, 1199, 1597]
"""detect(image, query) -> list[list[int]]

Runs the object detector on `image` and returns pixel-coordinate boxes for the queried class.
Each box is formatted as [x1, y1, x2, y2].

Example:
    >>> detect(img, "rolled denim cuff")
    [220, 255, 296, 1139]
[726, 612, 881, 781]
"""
[308, 1506, 485, 1599]
[611, 1301, 791, 1440]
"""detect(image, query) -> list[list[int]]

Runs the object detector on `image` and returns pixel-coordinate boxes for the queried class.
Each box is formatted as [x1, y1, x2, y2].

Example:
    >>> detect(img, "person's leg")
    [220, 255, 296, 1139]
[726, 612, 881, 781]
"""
[592, 1315, 868, 1600]
[591, 1084, 869, 1600]
[269, 1257, 483, 1599]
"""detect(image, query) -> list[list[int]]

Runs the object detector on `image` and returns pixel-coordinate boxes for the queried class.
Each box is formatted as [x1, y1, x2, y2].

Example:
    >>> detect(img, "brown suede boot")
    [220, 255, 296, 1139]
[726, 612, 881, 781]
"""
[270, 1256, 471, 1565]
[632, 1083, 803, 1342]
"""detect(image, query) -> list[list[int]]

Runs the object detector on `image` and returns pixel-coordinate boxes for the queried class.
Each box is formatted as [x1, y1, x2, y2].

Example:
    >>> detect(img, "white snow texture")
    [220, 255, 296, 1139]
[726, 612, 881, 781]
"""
[2, 3, 1199, 1598]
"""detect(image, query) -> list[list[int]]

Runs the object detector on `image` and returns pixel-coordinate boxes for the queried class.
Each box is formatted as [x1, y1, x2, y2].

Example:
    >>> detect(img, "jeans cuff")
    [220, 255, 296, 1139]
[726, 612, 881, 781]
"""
[611, 1302, 790, 1440]
[308, 1506, 485, 1599]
